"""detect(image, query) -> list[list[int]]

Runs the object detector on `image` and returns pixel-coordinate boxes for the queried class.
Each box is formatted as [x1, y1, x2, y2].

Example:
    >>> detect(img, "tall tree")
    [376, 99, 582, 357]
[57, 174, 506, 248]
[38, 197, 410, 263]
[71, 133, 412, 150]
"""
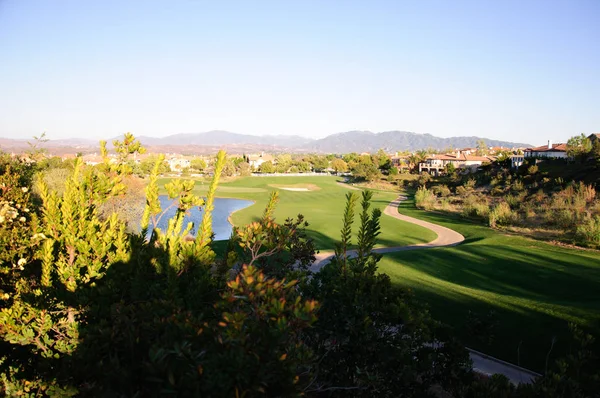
[567, 133, 592, 162]
[476, 139, 488, 156]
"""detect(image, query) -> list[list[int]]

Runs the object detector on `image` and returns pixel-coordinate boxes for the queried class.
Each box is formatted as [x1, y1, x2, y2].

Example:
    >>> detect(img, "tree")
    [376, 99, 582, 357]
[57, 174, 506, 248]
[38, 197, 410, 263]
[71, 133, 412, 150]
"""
[26, 132, 49, 161]
[351, 161, 380, 182]
[222, 159, 236, 177]
[303, 191, 472, 395]
[259, 161, 274, 173]
[113, 132, 146, 165]
[237, 161, 251, 176]
[342, 152, 359, 164]
[375, 149, 392, 172]
[566, 133, 592, 162]
[190, 157, 207, 172]
[140, 155, 169, 175]
[476, 139, 488, 156]
[294, 161, 311, 173]
[310, 155, 329, 172]
[275, 154, 292, 168]
[407, 151, 427, 173]
[330, 158, 348, 174]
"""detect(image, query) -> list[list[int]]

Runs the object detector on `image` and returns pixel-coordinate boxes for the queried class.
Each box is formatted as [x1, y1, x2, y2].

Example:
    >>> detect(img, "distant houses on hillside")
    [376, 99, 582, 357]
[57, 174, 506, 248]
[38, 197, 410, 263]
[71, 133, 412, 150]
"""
[167, 156, 191, 171]
[417, 153, 497, 175]
[247, 153, 274, 169]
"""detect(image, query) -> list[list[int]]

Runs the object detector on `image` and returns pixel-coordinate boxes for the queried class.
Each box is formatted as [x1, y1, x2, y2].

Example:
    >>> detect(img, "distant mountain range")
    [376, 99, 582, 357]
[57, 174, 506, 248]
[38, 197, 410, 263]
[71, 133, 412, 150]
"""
[0, 130, 532, 154]
[301, 131, 531, 153]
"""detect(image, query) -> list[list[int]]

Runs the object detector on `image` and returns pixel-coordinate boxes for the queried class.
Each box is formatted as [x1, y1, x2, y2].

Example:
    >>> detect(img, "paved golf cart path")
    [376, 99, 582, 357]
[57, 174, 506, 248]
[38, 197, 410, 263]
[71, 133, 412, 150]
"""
[310, 195, 465, 271]
[310, 194, 541, 385]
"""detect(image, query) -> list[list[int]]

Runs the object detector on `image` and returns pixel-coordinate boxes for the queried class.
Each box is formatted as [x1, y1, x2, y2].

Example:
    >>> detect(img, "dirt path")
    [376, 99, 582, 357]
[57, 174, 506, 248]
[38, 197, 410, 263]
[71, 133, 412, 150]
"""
[310, 195, 465, 272]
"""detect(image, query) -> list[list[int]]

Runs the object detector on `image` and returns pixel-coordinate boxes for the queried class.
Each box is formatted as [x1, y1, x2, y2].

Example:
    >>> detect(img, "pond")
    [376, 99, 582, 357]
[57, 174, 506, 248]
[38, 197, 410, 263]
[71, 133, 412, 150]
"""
[148, 196, 254, 241]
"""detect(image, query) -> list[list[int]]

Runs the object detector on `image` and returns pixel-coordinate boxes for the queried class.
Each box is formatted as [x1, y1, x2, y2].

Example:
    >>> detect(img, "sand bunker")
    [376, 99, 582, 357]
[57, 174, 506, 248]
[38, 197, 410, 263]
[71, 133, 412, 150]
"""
[269, 183, 321, 191]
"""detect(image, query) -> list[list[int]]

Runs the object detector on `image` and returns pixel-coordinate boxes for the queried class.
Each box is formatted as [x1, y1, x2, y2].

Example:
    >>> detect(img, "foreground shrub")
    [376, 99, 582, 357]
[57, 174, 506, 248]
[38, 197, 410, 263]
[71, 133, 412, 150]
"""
[490, 186, 505, 196]
[548, 208, 578, 229]
[511, 179, 525, 192]
[463, 202, 490, 219]
[527, 165, 539, 175]
[489, 202, 516, 228]
[576, 215, 600, 247]
[415, 186, 436, 210]
[456, 178, 476, 197]
[304, 191, 473, 396]
[433, 184, 451, 197]
[416, 172, 431, 187]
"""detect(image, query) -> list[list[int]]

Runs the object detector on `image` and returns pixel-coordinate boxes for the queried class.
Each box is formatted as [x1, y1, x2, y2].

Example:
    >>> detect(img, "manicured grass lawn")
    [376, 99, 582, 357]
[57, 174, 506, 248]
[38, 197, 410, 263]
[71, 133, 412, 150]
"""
[378, 196, 600, 372]
[158, 176, 436, 251]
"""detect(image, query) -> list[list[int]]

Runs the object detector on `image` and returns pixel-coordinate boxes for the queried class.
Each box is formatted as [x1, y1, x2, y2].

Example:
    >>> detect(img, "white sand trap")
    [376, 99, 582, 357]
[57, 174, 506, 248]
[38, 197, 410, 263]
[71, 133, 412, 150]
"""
[279, 187, 310, 191]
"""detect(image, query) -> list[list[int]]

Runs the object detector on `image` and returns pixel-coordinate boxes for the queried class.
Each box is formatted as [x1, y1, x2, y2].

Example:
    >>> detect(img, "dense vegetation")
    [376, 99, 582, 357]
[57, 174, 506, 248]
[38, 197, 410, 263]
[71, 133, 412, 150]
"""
[414, 158, 600, 248]
[1, 136, 599, 396]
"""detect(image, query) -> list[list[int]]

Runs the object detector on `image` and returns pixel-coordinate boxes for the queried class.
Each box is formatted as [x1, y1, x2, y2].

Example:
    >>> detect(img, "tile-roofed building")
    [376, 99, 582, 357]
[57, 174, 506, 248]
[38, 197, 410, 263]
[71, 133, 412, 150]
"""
[524, 140, 567, 159]
[418, 153, 495, 175]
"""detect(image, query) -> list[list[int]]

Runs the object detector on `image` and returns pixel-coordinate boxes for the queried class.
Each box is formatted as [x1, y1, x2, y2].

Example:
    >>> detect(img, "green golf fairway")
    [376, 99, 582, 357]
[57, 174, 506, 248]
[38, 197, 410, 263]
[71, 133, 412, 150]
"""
[379, 196, 600, 372]
[158, 176, 436, 250]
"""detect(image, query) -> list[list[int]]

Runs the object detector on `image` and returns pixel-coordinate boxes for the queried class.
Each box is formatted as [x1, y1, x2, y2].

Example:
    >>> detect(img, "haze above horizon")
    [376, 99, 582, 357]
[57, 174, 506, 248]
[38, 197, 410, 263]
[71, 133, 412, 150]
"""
[0, 0, 598, 144]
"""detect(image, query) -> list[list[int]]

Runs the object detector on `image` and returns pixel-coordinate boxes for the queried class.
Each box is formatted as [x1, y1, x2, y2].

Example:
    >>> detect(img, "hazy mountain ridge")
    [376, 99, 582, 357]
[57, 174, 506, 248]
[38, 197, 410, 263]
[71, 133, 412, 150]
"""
[302, 130, 531, 152]
[0, 130, 531, 154]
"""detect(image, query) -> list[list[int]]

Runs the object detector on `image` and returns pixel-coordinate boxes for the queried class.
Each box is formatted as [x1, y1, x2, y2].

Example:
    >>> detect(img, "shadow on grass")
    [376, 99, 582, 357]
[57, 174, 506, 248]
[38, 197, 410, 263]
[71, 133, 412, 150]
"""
[379, 195, 600, 373]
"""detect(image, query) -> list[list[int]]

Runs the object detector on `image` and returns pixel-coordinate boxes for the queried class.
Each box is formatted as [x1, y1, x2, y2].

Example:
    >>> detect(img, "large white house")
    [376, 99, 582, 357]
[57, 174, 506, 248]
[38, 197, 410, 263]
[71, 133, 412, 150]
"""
[167, 157, 191, 171]
[524, 141, 568, 159]
[247, 153, 274, 169]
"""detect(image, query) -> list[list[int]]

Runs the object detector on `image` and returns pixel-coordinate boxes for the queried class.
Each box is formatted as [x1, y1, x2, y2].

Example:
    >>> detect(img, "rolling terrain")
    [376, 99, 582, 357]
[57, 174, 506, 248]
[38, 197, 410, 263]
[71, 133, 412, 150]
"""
[1, 130, 531, 154]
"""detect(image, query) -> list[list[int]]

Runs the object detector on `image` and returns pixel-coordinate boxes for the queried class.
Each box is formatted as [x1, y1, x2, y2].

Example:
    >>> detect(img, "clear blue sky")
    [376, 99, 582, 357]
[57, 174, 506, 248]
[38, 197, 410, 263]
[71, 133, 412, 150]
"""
[0, 0, 598, 145]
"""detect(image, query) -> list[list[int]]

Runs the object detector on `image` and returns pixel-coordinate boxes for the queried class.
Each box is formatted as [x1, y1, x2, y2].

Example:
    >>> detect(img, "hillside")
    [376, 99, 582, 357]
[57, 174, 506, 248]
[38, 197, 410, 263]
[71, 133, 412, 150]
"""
[302, 130, 531, 153]
[1, 130, 531, 154]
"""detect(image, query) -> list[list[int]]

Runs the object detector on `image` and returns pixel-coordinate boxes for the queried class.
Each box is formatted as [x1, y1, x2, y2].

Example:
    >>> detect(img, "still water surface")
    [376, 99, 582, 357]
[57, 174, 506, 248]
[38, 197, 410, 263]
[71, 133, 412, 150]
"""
[150, 196, 253, 241]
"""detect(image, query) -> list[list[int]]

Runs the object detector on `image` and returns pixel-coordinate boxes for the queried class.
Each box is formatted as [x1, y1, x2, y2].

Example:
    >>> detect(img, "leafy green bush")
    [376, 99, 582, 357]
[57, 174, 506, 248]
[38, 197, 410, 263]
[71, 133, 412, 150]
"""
[433, 184, 451, 197]
[489, 202, 516, 228]
[415, 186, 436, 210]
[576, 215, 600, 247]
[416, 172, 431, 187]
[527, 165, 539, 175]
[514, 180, 526, 192]
[490, 186, 505, 196]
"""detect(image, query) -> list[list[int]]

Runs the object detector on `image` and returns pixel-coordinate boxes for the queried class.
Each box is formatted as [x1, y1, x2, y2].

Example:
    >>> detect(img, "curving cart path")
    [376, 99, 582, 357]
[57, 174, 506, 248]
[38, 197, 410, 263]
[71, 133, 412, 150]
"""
[309, 194, 541, 385]
[310, 195, 464, 272]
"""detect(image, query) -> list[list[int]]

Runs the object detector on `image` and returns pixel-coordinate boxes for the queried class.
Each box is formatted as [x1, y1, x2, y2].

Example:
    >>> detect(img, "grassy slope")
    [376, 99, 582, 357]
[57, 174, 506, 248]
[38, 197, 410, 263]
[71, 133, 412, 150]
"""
[158, 176, 436, 251]
[378, 196, 600, 372]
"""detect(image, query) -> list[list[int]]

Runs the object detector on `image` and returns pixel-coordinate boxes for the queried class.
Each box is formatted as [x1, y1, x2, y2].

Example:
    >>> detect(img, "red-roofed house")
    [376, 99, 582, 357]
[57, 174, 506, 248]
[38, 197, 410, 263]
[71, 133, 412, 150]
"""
[418, 153, 495, 175]
[524, 141, 568, 159]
